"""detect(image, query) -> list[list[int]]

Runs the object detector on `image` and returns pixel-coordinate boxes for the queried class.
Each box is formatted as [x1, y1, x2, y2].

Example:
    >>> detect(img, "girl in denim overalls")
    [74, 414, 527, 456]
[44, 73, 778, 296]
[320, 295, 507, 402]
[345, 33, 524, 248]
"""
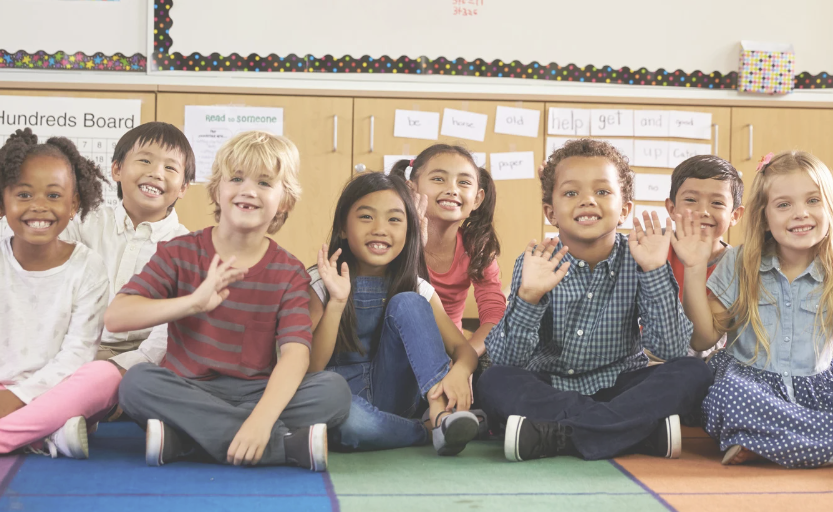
[674, 151, 833, 468]
[307, 172, 480, 454]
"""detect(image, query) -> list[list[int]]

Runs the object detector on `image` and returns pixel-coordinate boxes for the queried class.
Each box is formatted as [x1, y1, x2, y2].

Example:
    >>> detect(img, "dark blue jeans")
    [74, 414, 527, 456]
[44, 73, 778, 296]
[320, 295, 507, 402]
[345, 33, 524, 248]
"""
[329, 291, 451, 451]
[477, 357, 713, 460]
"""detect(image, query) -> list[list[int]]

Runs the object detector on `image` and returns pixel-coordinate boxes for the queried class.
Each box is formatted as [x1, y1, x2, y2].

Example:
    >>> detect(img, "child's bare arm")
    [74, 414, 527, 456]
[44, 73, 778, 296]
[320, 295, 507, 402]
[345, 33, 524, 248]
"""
[308, 245, 349, 372]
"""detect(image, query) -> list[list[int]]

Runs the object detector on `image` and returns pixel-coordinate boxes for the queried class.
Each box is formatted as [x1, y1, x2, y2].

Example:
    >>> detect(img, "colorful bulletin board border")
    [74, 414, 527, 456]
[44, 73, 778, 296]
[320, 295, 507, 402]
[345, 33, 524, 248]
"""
[0, 50, 146, 71]
[152, 0, 830, 90]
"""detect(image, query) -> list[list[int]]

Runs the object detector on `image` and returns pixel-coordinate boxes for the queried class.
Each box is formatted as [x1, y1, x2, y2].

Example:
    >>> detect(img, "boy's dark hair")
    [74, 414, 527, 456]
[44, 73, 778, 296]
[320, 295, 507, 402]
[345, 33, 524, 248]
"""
[541, 139, 634, 204]
[669, 155, 743, 210]
[112, 122, 196, 202]
[390, 144, 500, 281]
[0, 128, 106, 221]
[318, 172, 428, 356]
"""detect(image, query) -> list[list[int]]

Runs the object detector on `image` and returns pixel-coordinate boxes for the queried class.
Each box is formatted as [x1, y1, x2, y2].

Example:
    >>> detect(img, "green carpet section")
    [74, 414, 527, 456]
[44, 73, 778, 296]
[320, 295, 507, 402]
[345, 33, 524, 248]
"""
[328, 442, 668, 512]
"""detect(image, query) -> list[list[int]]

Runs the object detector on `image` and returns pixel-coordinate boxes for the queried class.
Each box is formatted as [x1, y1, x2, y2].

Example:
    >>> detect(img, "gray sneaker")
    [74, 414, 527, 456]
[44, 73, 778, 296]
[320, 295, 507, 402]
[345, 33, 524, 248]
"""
[432, 411, 479, 456]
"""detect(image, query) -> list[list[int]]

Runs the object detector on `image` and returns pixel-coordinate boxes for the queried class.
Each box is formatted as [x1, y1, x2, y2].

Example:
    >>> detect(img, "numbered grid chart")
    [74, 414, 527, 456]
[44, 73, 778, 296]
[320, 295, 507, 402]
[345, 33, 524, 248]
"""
[1, 134, 120, 209]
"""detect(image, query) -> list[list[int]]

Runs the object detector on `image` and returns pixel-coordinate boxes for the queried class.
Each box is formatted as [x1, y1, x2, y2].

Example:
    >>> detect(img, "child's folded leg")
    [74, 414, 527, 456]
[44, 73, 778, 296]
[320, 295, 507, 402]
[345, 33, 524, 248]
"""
[330, 394, 429, 451]
[0, 360, 121, 454]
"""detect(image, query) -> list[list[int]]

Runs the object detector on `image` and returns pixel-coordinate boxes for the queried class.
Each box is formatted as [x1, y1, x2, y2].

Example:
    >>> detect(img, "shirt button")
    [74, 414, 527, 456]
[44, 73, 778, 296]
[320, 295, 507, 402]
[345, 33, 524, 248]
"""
[785, 302, 791, 307]
[784, 336, 791, 342]
[610, 271, 615, 277]
[500, 332, 505, 338]
[577, 329, 584, 336]
[578, 261, 586, 268]
[587, 292, 593, 299]
[567, 369, 575, 375]
[782, 371, 789, 377]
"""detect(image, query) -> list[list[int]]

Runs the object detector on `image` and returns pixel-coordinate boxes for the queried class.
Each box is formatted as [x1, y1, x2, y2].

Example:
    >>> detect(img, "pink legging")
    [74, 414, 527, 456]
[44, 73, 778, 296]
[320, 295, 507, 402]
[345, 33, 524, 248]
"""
[0, 361, 122, 454]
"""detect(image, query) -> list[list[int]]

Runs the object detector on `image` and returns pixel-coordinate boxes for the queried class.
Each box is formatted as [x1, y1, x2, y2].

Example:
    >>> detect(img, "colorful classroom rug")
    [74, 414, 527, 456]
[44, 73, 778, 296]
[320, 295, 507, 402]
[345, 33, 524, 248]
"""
[1, 423, 832, 512]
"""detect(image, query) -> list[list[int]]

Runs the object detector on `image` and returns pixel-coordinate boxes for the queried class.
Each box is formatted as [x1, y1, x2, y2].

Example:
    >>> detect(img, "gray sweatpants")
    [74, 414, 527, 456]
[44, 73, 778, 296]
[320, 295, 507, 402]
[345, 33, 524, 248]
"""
[119, 363, 351, 465]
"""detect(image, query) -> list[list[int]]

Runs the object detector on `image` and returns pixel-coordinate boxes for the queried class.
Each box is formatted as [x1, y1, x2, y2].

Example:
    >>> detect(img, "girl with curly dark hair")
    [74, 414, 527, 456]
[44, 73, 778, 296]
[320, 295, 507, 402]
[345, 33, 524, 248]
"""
[0, 128, 110, 460]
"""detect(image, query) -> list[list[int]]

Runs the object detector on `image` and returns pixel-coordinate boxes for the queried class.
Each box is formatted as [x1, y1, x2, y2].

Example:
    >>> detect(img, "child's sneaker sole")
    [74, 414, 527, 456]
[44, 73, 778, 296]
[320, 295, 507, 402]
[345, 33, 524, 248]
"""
[436, 411, 479, 456]
[504, 415, 524, 462]
[664, 414, 681, 459]
[63, 416, 89, 459]
[146, 419, 164, 466]
[309, 423, 328, 472]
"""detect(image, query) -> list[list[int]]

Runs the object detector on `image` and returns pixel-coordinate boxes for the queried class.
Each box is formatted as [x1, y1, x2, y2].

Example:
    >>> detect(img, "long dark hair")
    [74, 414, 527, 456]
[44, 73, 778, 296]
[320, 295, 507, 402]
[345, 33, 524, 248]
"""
[390, 144, 500, 281]
[324, 172, 429, 355]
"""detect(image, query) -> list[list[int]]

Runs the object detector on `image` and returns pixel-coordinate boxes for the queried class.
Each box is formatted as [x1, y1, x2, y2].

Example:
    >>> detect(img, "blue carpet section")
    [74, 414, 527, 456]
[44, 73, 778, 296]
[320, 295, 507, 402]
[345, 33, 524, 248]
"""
[0, 423, 335, 512]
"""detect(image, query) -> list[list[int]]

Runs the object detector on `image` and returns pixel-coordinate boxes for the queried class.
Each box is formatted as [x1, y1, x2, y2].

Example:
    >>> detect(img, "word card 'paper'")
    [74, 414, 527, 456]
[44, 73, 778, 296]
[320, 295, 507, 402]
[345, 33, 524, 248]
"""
[547, 137, 571, 157]
[490, 151, 535, 180]
[472, 152, 487, 168]
[634, 174, 672, 202]
[441, 108, 488, 142]
[185, 105, 284, 183]
[669, 111, 712, 140]
[598, 138, 635, 162]
[633, 205, 674, 230]
[590, 109, 634, 137]
[633, 140, 670, 168]
[494, 106, 540, 138]
[383, 155, 415, 175]
[667, 142, 713, 168]
[548, 108, 590, 136]
[634, 110, 670, 137]
[394, 109, 440, 140]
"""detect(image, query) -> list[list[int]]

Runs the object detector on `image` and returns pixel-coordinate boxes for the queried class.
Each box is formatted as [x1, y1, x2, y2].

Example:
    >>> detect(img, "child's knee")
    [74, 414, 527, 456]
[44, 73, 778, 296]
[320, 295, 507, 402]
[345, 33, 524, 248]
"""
[386, 292, 429, 316]
[311, 371, 352, 425]
[118, 363, 159, 406]
[667, 356, 714, 389]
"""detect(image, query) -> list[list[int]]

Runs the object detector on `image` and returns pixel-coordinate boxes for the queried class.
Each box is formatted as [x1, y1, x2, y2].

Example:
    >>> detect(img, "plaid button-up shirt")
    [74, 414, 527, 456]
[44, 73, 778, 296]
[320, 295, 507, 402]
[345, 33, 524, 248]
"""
[485, 234, 692, 395]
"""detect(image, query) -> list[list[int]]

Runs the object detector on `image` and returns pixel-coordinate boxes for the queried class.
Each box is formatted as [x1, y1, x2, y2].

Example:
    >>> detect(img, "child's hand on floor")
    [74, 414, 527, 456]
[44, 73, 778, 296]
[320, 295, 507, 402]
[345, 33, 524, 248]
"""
[518, 238, 571, 305]
[190, 254, 247, 314]
[227, 413, 273, 466]
[317, 245, 350, 303]
[0, 390, 25, 420]
[670, 211, 714, 269]
[629, 210, 673, 272]
[430, 364, 472, 411]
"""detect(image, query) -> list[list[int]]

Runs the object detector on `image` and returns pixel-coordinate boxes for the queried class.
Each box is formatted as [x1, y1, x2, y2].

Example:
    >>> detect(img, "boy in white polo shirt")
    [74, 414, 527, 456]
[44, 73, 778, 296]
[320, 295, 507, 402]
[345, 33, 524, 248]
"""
[0, 122, 196, 458]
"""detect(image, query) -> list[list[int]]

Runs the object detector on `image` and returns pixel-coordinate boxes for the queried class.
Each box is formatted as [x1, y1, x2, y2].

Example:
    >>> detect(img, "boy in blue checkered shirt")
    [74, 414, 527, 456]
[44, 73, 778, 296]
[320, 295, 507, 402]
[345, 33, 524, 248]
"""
[479, 139, 713, 462]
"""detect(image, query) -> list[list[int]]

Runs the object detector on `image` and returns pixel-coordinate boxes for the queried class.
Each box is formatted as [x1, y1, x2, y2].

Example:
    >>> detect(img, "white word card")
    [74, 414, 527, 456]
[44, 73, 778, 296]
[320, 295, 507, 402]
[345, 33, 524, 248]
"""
[634, 174, 672, 202]
[494, 106, 540, 138]
[667, 142, 713, 168]
[472, 152, 487, 168]
[598, 138, 635, 162]
[634, 110, 670, 137]
[633, 204, 673, 229]
[441, 108, 487, 142]
[590, 109, 634, 137]
[394, 109, 440, 140]
[546, 137, 571, 157]
[633, 140, 670, 168]
[383, 155, 415, 175]
[548, 108, 590, 136]
[490, 151, 535, 180]
[669, 111, 712, 140]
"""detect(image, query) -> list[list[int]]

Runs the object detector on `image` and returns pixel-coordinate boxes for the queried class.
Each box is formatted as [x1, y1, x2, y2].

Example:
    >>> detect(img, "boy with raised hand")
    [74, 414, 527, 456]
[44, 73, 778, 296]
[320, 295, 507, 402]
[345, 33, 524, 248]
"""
[478, 139, 713, 463]
[107, 131, 350, 471]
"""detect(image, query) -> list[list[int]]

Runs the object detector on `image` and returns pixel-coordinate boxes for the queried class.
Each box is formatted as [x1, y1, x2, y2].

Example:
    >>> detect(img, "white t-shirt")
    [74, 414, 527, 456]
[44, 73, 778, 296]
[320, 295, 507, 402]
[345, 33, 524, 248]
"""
[0, 238, 109, 404]
[307, 265, 435, 306]
[2, 203, 189, 370]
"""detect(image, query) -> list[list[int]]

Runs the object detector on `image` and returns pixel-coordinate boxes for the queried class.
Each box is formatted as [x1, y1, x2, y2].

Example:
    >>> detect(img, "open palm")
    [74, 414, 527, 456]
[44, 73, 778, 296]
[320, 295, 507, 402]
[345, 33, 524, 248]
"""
[670, 211, 714, 269]
[518, 238, 571, 304]
[628, 211, 673, 272]
[191, 254, 247, 313]
[318, 244, 351, 303]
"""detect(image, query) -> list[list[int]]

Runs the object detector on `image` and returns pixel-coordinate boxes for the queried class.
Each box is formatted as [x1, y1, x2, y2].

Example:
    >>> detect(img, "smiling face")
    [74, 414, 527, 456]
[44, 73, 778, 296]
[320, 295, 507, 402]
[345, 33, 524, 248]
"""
[411, 153, 484, 224]
[215, 169, 285, 235]
[544, 156, 631, 245]
[343, 189, 408, 276]
[667, 177, 743, 242]
[112, 141, 188, 224]
[1, 154, 78, 249]
[765, 171, 830, 259]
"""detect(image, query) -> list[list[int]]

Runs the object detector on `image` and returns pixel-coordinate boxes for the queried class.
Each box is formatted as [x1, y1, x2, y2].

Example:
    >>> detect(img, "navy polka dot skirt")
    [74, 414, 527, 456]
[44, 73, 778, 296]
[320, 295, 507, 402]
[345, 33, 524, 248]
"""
[703, 350, 833, 468]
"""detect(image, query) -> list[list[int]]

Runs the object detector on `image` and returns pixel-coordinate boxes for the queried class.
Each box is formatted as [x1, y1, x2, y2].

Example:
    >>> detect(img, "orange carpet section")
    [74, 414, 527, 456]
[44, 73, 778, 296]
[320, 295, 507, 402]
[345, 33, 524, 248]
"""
[614, 427, 833, 512]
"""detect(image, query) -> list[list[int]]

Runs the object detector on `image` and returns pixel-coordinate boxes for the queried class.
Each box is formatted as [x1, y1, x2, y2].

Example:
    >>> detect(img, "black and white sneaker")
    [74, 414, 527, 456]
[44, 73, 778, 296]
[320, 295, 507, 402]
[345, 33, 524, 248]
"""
[646, 415, 681, 459]
[284, 424, 328, 472]
[504, 415, 573, 462]
[145, 419, 185, 466]
[433, 411, 479, 456]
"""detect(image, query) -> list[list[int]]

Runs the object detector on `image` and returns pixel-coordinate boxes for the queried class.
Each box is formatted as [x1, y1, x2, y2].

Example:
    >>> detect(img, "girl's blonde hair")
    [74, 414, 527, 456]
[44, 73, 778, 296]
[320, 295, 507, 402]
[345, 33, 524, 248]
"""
[206, 131, 301, 234]
[716, 151, 833, 364]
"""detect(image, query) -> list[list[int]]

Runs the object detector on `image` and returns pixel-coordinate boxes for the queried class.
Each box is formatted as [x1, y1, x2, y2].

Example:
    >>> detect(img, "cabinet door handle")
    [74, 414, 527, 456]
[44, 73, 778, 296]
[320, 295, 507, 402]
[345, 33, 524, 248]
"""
[369, 115, 375, 153]
[747, 124, 754, 160]
[712, 124, 718, 155]
[333, 115, 338, 152]
[354, 163, 367, 173]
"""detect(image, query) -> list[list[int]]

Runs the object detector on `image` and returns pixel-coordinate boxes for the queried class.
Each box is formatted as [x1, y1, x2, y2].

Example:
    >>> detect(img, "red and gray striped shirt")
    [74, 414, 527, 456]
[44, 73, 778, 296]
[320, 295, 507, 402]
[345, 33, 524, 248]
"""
[119, 227, 312, 380]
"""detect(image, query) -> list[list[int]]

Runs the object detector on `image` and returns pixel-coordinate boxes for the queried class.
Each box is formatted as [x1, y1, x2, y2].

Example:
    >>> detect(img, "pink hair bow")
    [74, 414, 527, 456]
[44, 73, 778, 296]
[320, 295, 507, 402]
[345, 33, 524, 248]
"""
[756, 152, 774, 172]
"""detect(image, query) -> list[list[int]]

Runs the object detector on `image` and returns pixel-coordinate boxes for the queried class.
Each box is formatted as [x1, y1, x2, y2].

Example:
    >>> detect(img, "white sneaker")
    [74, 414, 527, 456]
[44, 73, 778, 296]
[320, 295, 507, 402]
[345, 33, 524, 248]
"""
[43, 416, 89, 459]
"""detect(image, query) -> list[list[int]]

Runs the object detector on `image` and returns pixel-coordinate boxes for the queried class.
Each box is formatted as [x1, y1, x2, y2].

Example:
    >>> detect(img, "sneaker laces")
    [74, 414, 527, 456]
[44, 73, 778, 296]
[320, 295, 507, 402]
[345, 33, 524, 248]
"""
[24, 439, 58, 459]
[532, 422, 573, 458]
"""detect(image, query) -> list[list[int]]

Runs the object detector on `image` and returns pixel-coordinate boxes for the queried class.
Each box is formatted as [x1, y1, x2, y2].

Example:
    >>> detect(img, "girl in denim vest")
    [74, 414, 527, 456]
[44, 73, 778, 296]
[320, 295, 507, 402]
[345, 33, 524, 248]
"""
[674, 151, 833, 467]
[307, 172, 479, 454]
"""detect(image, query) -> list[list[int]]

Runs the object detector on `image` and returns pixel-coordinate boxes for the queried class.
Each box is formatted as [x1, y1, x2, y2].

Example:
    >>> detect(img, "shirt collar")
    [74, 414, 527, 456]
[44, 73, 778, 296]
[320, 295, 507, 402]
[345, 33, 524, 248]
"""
[760, 253, 825, 282]
[558, 233, 623, 271]
[114, 202, 182, 243]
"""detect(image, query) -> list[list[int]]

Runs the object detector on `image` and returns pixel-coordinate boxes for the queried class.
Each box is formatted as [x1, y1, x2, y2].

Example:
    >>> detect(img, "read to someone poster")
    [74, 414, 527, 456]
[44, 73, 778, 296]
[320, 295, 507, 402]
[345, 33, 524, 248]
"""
[0, 96, 142, 208]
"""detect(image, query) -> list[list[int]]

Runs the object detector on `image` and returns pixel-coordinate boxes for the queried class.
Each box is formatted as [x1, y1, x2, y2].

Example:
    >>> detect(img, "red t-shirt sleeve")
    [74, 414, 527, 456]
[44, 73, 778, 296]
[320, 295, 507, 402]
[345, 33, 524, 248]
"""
[472, 258, 507, 326]
[276, 264, 313, 350]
